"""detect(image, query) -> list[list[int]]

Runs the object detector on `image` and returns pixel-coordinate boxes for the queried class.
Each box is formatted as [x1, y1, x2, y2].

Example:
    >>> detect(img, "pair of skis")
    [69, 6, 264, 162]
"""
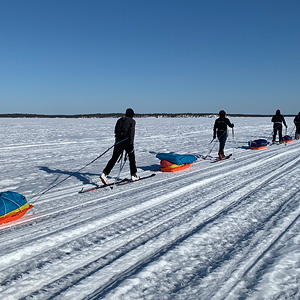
[79, 173, 156, 194]
[79, 152, 232, 194]
[200, 153, 232, 163]
[211, 154, 232, 163]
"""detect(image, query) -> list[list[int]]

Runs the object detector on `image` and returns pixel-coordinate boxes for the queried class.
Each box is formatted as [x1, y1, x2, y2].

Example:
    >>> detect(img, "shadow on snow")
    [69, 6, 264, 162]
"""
[39, 166, 99, 186]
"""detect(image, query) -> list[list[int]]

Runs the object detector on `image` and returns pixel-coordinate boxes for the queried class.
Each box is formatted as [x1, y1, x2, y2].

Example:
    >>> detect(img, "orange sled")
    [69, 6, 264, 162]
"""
[161, 163, 193, 172]
[0, 204, 34, 225]
[251, 146, 267, 150]
[283, 135, 293, 143]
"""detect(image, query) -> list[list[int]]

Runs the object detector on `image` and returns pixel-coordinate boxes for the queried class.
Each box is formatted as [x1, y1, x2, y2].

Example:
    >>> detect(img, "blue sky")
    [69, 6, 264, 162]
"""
[0, 0, 299, 115]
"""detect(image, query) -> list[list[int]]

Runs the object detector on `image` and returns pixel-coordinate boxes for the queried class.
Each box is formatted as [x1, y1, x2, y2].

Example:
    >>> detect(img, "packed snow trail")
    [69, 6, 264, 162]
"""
[0, 117, 299, 300]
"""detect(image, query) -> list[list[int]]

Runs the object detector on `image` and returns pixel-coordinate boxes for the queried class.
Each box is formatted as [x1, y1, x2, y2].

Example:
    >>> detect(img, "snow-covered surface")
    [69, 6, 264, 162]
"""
[1, 117, 299, 300]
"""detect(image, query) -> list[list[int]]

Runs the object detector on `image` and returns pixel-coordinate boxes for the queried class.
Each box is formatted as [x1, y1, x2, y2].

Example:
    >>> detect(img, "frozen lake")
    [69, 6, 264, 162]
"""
[0, 116, 299, 300]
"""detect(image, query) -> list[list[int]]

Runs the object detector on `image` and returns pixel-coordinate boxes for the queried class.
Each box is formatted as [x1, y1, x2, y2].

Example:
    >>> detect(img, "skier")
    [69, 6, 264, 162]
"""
[294, 112, 300, 140]
[100, 108, 139, 185]
[271, 109, 287, 143]
[213, 110, 234, 159]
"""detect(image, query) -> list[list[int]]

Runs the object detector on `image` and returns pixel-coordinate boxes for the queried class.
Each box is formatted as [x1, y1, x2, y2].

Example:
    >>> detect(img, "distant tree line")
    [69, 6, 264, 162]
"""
[0, 113, 295, 118]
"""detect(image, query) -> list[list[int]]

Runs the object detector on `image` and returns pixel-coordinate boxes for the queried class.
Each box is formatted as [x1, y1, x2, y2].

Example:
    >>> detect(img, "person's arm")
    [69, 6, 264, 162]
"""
[226, 118, 234, 128]
[128, 119, 136, 145]
[282, 116, 287, 127]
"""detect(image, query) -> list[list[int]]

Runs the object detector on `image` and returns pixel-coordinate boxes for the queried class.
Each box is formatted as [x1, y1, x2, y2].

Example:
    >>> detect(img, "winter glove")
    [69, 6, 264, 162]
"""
[127, 144, 134, 153]
[213, 134, 216, 139]
[232, 123, 234, 128]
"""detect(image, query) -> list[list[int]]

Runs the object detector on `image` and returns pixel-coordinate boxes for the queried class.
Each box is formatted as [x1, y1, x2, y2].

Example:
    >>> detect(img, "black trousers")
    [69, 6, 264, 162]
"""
[295, 125, 300, 139]
[103, 142, 137, 176]
[217, 131, 227, 154]
[273, 124, 283, 142]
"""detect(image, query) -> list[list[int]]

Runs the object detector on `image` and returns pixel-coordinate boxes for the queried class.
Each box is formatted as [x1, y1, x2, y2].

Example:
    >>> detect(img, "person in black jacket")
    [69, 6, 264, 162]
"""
[100, 108, 139, 184]
[294, 112, 300, 139]
[271, 109, 287, 143]
[213, 110, 234, 159]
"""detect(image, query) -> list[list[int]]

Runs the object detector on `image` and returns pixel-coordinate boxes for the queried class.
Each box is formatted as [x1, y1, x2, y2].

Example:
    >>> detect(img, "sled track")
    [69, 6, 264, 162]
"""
[1, 148, 299, 299]
[85, 154, 300, 300]
[1, 145, 298, 243]
[25, 138, 296, 207]
[1, 145, 298, 252]
[188, 171, 300, 299]
[9, 141, 299, 229]
[218, 191, 300, 300]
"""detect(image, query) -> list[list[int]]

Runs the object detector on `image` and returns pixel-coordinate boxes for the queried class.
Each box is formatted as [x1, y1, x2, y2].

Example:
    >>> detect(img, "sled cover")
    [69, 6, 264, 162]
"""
[248, 139, 268, 148]
[156, 153, 197, 165]
[0, 191, 33, 224]
[283, 135, 292, 142]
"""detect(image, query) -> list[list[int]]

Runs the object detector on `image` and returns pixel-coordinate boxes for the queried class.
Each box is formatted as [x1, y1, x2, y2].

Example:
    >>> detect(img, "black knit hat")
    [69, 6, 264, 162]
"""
[125, 108, 134, 118]
[219, 110, 226, 117]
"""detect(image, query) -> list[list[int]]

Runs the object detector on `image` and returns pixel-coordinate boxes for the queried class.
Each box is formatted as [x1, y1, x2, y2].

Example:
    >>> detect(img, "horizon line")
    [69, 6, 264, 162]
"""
[0, 112, 297, 118]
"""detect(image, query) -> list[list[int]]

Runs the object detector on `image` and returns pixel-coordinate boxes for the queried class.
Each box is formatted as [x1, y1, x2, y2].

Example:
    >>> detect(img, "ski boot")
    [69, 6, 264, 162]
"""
[100, 172, 108, 185]
[131, 174, 140, 182]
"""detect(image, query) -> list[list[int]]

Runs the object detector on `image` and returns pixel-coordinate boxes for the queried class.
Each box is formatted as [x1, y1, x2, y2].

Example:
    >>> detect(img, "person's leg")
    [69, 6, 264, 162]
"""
[124, 144, 137, 176]
[128, 151, 137, 175]
[296, 126, 300, 139]
[273, 125, 279, 142]
[218, 132, 227, 157]
[278, 124, 283, 143]
[103, 144, 124, 175]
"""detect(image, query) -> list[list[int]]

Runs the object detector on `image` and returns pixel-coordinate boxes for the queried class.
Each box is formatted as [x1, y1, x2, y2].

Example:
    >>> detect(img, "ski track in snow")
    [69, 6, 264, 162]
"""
[0, 117, 299, 300]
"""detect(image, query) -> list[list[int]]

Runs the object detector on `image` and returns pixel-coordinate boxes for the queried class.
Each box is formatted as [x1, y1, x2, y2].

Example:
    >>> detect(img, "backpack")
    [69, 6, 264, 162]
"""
[115, 117, 128, 138]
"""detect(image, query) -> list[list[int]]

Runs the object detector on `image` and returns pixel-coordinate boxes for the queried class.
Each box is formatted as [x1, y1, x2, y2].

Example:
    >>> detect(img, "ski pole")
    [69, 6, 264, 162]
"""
[288, 125, 295, 136]
[204, 138, 217, 159]
[267, 130, 274, 144]
[112, 151, 128, 188]
[79, 137, 129, 170]
[208, 138, 215, 145]
[30, 137, 128, 201]
[204, 130, 228, 159]
[232, 128, 235, 160]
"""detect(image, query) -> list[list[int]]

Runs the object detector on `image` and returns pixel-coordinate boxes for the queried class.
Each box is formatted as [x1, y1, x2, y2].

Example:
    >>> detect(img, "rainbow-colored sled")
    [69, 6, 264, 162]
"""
[156, 153, 197, 172]
[0, 191, 33, 225]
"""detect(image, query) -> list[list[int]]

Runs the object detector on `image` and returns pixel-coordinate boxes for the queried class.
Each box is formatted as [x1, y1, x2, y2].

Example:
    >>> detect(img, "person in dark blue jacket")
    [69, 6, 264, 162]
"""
[271, 109, 287, 143]
[213, 110, 234, 159]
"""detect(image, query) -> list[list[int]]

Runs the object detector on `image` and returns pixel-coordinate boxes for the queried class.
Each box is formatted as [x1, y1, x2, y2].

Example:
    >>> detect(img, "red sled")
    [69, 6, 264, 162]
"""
[161, 163, 193, 172]
[0, 204, 34, 225]
[283, 135, 293, 143]
[249, 139, 268, 150]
